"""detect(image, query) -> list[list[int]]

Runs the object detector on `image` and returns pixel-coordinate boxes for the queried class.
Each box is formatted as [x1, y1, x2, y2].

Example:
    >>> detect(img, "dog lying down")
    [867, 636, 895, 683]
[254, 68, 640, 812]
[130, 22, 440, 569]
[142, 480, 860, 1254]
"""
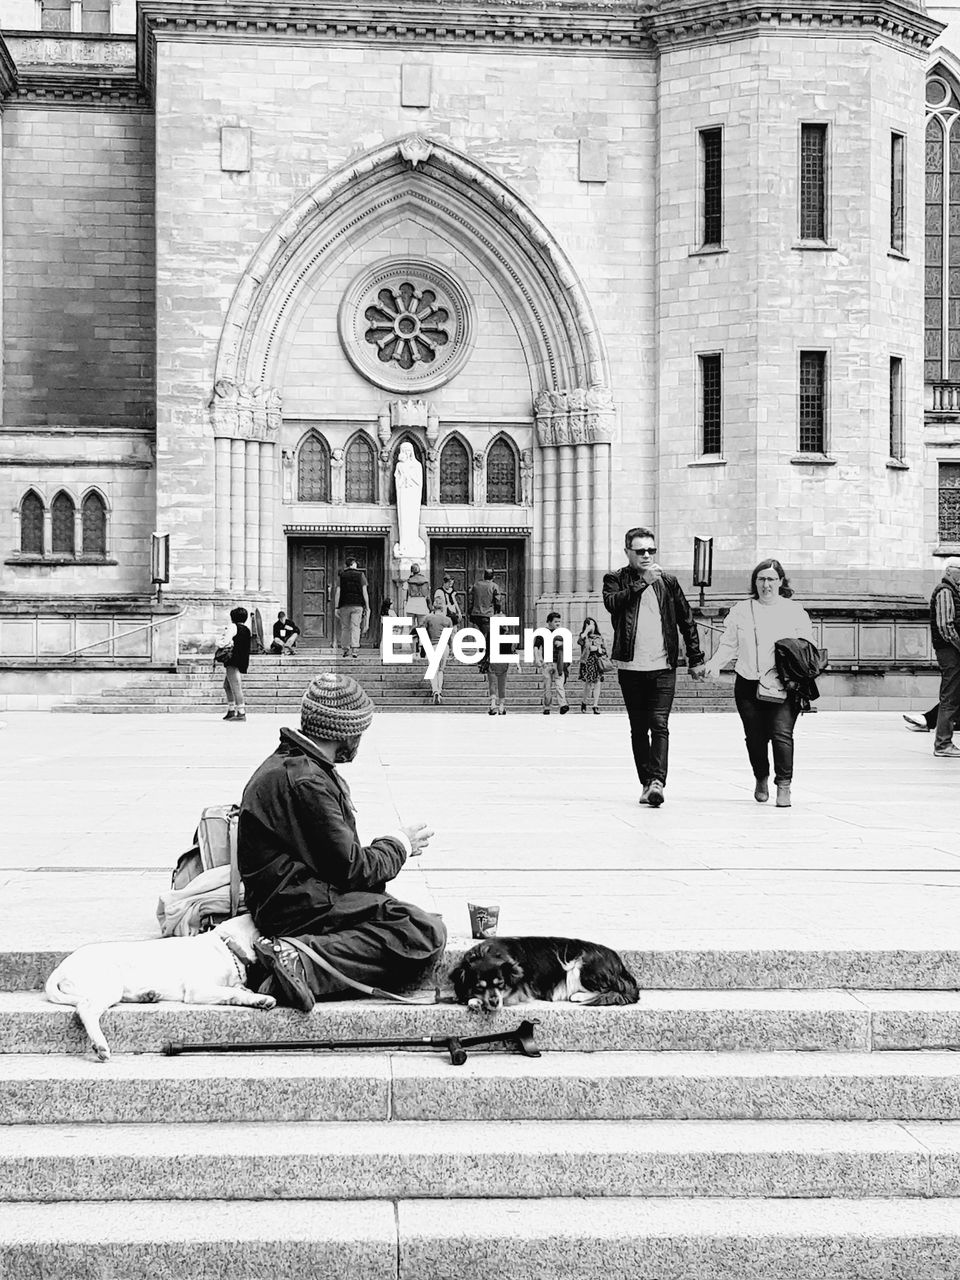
[44, 914, 274, 1062]
[451, 936, 639, 1013]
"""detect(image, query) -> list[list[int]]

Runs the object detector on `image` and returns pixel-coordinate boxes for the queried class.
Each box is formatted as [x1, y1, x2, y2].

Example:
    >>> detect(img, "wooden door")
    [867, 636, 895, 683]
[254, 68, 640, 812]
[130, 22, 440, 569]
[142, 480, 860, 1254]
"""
[430, 540, 525, 625]
[290, 538, 385, 648]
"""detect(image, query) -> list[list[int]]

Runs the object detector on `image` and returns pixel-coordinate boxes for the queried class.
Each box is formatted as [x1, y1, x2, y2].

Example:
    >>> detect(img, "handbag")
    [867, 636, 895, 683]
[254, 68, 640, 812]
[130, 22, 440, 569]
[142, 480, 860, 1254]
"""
[750, 602, 787, 703]
[214, 643, 233, 666]
[598, 654, 616, 676]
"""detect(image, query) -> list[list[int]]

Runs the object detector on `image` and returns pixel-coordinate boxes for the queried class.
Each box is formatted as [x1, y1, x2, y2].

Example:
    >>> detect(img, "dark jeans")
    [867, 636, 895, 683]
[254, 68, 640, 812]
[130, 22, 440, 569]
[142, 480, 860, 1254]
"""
[935, 646, 960, 750]
[734, 675, 799, 784]
[617, 669, 676, 786]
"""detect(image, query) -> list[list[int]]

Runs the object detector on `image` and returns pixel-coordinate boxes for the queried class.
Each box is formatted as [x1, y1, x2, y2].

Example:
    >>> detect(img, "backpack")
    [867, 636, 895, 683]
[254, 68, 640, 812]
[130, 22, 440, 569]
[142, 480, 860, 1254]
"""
[170, 803, 242, 930]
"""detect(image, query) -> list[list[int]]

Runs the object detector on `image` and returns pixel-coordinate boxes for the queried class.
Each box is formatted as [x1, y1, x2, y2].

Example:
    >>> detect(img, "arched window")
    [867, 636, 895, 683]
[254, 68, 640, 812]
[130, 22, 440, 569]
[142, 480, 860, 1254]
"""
[925, 69, 960, 384]
[439, 437, 470, 504]
[81, 492, 107, 557]
[388, 436, 428, 505]
[345, 434, 376, 503]
[298, 432, 331, 502]
[20, 491, 44, 556]
[486, 437, 518, 504]
[51, 491, 75, 556]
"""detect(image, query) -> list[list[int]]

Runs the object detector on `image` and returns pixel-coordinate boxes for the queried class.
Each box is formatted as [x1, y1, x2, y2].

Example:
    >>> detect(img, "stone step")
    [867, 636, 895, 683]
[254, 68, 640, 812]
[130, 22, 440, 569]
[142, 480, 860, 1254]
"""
[5, 1051, 960, 1124]
[7, 948, 960, 994]
[7, 990, 960, 1057]
[4, 1197, 960, 1279]
[2, 1119, 957, 1202]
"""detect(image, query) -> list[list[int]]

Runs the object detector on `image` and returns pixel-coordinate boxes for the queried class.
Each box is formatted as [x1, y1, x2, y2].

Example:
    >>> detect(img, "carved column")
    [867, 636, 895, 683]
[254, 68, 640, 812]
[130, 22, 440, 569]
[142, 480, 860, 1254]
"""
[534, 386, 615, 602]
[210, 380, 281, 594]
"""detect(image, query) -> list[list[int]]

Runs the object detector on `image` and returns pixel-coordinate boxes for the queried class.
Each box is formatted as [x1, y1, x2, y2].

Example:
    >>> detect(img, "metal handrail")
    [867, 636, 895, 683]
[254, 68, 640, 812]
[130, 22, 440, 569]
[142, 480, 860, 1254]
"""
[63, 609, 187, 657]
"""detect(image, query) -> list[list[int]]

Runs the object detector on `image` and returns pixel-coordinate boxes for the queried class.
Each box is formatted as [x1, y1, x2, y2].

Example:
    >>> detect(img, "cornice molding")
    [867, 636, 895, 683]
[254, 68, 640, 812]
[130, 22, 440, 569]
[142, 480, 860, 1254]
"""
[647, 0, 942, 52]
[0, 37, 18, 102]
[10, 69, 148, 108]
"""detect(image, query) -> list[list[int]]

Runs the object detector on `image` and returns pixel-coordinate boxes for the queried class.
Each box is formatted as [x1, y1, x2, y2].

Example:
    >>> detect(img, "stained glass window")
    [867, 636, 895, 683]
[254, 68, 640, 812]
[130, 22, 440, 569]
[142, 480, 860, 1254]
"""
[486, 439, 517, 504]
[82, 492, 107, 557]
[345, 435, 376, 503]
[440, 438, 470, 504]
[298, 433, 330, 502]
[51, 491, 75, 555]
[20, 491, 44, 556]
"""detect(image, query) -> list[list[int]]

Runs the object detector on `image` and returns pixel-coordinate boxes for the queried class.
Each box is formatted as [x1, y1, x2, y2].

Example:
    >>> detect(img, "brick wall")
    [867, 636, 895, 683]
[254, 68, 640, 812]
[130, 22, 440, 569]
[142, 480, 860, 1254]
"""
[2, 105, 155, 429]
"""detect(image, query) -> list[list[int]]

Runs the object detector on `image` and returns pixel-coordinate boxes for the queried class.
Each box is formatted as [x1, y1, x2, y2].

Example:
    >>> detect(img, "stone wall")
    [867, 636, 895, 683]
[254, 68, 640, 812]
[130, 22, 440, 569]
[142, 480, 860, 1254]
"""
[1, 105, 155, 428]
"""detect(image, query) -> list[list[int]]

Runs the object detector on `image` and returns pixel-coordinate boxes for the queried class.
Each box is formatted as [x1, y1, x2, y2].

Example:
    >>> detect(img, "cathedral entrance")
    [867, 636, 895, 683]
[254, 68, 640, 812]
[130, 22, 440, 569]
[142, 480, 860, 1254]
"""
[430, 539, 526, 626]
[288, 537, 385, 648]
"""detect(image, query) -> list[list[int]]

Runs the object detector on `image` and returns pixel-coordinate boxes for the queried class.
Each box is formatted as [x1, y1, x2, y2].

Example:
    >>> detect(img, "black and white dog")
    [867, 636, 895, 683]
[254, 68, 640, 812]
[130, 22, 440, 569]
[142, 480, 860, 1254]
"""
[451, 936, 639, 1013]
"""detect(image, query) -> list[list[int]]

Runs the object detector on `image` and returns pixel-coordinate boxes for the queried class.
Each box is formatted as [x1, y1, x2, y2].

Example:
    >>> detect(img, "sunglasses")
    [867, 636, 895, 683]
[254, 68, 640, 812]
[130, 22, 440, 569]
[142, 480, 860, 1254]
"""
[629, 547, 657, 555]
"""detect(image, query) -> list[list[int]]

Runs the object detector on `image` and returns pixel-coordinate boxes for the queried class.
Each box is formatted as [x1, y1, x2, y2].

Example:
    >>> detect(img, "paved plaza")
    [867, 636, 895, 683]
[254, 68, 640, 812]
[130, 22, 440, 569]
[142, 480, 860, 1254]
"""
[0, 705, 957, 956]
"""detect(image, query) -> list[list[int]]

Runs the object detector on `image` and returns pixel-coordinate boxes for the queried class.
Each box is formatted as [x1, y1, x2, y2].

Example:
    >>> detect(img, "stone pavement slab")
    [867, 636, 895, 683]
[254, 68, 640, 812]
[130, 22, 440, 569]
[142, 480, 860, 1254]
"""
[0, 709, 956, 953]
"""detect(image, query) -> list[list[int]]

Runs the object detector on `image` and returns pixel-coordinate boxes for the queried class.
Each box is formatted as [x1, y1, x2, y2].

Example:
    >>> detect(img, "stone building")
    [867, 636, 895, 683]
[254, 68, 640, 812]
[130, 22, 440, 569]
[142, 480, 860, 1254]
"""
[0, 0, 958, 678]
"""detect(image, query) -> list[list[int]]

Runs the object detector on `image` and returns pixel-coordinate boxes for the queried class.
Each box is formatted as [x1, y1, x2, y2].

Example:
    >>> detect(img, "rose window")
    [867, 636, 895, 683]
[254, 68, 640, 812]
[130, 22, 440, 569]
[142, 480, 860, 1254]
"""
[364, 282, 450, 370]
[339, 259, 475, 393]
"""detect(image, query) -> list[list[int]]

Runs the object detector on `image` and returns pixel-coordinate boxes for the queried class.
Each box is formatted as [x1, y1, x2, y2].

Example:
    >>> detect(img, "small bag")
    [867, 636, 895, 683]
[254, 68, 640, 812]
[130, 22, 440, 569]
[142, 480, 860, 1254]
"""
[214, 644, 233, 666]
[599, 655, 616, 676]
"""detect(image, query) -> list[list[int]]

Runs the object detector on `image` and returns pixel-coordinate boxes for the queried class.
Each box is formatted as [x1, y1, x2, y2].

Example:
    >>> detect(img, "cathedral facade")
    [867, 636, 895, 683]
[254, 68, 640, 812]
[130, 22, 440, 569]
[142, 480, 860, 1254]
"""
[0, 0, 955, 673]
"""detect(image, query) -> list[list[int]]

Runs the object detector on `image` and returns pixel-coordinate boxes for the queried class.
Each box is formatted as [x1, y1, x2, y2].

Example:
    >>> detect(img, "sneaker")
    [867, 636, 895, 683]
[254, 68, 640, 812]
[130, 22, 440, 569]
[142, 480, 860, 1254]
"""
[223, 709, 237, 721]
[488, 707, 497, 716]
[903, 714, 931, 732]
[559, 705, 570, 715]
[592, 707, 601, 715]
[499, 705, 506, 715]
[543, 709, 551, 715]
[639, 784, 652, 805]
[253, 937, 315, 1013]
[934, 744, 960, 758]
[647, 781, 665, 808]
[776, 782, 792, 807]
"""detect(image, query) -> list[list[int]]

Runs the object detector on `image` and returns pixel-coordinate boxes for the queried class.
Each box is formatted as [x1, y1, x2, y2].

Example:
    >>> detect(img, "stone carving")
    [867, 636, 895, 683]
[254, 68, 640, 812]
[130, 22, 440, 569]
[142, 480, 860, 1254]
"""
[534, 385, 615, 446]
[364, 280, 450, 370]
[210, 380, 282, 441]
[281, 449, 295, 503]
[393, 441, 426, 560]
[399, 134, 433, 168]
[426, 447, 440, 504]
[520, 449, 534, 507]
[331, 447, 346, 506]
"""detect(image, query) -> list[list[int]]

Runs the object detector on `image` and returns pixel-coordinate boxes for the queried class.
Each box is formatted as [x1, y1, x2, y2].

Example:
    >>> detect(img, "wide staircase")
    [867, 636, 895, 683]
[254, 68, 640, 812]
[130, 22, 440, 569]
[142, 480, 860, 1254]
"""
[3, 944, 960, 1276]
[54, 653, 731, 714]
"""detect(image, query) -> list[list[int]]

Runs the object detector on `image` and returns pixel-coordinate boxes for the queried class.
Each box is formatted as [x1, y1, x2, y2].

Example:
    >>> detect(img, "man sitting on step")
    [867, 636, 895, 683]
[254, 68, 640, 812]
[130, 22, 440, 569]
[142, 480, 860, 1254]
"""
[237, 672, 446, 1011]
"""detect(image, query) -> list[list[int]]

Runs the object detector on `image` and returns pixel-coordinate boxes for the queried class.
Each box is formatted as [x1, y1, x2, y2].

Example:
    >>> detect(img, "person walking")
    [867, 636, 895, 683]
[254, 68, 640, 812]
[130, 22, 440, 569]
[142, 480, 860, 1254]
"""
[533, 610, 570, 715]
[704, 559, 814, 807]
[404, 563, 430, 653]
[237, 672, 446, 1010]
[438, 575, 463, 628]
[219, 605, 252, 722]
[577, 616, 608, 714]
[903, 706, 939, 733]
[468, 569, 501, 654]
[929, 556, 960, 758]
[418, 602, 453, 705]
[481, 605, 519, 715]
[334, 557, 369, 658]
[603, 527, 705, 808]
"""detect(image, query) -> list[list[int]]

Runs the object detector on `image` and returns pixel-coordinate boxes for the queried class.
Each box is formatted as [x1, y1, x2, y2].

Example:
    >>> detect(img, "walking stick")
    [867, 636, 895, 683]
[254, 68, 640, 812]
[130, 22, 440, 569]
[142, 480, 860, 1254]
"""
[162, 1017, 541, 1067]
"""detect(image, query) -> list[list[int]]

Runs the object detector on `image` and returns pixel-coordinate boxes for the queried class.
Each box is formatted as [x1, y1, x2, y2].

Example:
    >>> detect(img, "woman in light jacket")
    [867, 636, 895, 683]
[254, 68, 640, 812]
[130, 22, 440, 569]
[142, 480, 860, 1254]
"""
[704, 560, 814, 807]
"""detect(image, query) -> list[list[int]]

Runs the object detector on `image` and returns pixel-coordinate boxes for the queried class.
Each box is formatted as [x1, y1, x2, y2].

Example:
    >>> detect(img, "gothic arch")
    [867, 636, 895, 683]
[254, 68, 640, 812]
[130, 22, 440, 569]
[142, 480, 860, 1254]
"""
[486, 433, 520, 505]
[438, 431, 473, 504]
[296, 430, 331, 503]
[215, 134, 609, 398]
[388, 432, 427, 505]
[344, 430, 378, 503]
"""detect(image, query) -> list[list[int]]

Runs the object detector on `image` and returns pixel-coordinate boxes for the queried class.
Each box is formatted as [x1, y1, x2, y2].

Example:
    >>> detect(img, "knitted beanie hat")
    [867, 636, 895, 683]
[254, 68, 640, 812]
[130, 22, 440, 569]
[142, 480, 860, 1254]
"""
[300, 672, 374, 742]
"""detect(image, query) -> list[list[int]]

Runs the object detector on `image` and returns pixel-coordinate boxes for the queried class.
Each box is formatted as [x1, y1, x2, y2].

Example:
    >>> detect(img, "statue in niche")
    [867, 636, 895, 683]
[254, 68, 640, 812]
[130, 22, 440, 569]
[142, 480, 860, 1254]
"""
[393, 441, 426, 560]
[520, 449, 534, 506]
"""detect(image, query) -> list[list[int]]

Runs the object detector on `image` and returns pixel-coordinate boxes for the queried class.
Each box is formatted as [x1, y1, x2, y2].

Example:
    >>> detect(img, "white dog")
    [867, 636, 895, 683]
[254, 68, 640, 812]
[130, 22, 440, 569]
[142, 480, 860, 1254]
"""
[44, 914, 275, 1062]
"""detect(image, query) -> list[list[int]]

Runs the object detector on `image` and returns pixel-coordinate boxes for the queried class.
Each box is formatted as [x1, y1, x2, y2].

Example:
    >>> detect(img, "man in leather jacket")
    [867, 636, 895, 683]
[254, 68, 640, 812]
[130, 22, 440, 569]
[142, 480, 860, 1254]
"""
[602, 526, 705, 807]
